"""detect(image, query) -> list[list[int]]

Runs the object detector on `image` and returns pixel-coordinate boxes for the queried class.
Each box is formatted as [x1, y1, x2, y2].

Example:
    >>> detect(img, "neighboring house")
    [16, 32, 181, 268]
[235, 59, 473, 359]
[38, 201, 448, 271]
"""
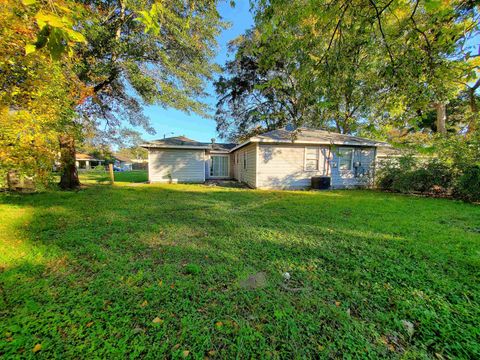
[75, 153, 104, 170]
[113, 154, 133, 171]
[141, 128, 390, 190]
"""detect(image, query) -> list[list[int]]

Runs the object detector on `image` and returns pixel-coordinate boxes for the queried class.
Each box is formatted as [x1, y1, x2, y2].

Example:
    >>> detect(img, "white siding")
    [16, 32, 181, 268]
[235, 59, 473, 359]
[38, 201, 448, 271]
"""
[330, 147, 375, 189]
[255, 144, 376, 189]
[256, 144, 330, 189]
[233, 143, 257, 187]
[148, 149, 205, 183]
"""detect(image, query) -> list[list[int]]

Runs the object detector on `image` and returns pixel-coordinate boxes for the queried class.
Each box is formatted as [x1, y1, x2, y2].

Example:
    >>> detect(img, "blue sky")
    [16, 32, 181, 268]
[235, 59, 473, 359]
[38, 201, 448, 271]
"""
[142, 1, 254, 143]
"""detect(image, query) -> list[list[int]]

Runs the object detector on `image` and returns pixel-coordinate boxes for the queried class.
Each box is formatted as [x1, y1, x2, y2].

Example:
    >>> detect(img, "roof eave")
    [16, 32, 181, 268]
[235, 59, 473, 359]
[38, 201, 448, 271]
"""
[141, 144, 209, 150]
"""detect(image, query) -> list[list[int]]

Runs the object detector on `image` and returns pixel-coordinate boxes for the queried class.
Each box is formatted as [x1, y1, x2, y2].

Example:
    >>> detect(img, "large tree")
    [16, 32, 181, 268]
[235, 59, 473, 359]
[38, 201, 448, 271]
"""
[0, 0, 86, 187]
[217, 0, 479, 141]
[16, 0, 226, 189]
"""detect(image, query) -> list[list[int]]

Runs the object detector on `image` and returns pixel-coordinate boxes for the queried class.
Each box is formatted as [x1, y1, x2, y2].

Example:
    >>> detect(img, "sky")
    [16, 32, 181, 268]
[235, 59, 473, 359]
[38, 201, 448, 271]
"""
[142, 1, 254, 143]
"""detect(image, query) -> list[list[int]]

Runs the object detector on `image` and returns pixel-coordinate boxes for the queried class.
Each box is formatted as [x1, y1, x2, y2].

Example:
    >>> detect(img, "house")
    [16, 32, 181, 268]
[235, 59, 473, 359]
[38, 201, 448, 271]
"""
[141, 128, 390, 189]
[75, 153, 104, 170]
[113, 154, 133, 171]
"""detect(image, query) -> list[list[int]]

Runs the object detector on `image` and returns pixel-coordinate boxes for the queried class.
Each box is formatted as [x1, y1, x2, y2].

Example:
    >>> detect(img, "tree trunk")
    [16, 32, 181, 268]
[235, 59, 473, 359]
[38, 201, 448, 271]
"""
[434, 102, 447, 134]
[467, 87, 478, 134]
[59, 134, 80, 189]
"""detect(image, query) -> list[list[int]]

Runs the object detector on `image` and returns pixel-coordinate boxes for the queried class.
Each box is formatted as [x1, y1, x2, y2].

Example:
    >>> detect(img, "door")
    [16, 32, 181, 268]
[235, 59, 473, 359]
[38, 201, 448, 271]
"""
[210, 155, 229, 178]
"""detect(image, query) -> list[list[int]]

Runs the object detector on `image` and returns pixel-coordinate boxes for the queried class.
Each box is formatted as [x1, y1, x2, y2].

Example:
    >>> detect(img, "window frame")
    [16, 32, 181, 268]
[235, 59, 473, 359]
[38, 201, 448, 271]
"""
[304, 146, 319, 172]
[337, 147, 354, 171]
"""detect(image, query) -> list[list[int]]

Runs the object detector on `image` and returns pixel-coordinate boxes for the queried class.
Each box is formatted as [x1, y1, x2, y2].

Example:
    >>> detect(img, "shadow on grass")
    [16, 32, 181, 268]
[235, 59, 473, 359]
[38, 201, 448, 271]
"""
[0, 184, 479, 358]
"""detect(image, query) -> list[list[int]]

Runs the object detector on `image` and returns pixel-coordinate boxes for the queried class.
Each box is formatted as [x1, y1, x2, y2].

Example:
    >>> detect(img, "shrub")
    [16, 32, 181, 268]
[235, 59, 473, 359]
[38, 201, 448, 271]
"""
[377, 156, 452, 195]
[454, 166, 480, 202]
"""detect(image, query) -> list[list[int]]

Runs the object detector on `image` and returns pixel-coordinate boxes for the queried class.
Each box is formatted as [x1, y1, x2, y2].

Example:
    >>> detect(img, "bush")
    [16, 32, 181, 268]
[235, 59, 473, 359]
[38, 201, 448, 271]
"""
[377, 154, 480, 202]
[377, 156, 452, 195]
[454, 165, 480, 202]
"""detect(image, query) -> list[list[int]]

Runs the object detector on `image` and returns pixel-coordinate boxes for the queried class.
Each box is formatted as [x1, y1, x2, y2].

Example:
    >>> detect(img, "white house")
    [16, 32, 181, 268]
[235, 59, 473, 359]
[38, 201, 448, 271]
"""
[141, 128, 390, 190]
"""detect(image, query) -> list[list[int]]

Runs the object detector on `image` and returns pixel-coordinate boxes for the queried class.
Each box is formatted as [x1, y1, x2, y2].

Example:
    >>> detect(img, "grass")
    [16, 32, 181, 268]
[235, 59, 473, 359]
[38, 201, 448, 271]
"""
[0, 172, 479, 358]
[78, 169, 148, 184]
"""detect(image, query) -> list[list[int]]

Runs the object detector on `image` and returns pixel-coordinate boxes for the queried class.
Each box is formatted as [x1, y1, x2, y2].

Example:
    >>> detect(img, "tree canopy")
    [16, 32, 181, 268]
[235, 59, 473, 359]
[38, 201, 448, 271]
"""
[1, 0, 226, 188]
[216, 0, 480, 144]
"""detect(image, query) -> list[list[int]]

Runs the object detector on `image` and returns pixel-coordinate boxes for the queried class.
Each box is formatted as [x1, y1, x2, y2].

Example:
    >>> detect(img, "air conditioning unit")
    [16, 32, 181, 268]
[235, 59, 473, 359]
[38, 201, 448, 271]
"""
[311, 176, 331, 190]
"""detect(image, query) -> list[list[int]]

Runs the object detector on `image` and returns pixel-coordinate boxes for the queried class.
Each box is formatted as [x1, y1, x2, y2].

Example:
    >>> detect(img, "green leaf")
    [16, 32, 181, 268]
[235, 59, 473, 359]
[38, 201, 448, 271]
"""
[21, 0, 36, 5]
[65, 28, 86, 43]
[25, 44, 36, 55]
[35, 11, 65, 28]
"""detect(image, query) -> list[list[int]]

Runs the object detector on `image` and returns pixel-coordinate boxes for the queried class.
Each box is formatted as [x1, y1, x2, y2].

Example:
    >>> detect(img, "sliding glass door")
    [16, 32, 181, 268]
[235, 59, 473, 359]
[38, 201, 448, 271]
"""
[210, 155, 229, 178]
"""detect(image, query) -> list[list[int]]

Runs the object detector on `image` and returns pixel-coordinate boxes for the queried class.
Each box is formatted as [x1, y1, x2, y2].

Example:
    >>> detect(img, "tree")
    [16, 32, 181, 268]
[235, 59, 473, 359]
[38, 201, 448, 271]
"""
[18, 0, 226, 189]
[219, 0, 479, 141]
[64, 0, 226, 187]
[0, 0, 85, 188]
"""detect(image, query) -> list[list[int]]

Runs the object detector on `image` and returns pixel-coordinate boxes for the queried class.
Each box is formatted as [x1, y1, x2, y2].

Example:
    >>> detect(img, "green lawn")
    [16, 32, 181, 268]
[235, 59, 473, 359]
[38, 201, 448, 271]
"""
[77, 169, 148, 184]
[0, 175, 479, 358]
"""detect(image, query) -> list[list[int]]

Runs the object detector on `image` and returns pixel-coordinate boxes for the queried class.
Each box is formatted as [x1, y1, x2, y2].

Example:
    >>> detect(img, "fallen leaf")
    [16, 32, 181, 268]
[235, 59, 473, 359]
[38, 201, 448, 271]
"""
[133, 327, 145, 334]
[401, 320, 415, 337]
[173, 344, 181, 350]
[32, 344, 42, 353]
[335, 301, 341, 307]
[152, 317, 163, 324]
[86, 321, 94, 328]
[215, 321, 223, 328]
[158, 280, 163, 286]
[207, 350, 216, 356]
[140, 300, 148, 308]
[182, 350, 190, 358]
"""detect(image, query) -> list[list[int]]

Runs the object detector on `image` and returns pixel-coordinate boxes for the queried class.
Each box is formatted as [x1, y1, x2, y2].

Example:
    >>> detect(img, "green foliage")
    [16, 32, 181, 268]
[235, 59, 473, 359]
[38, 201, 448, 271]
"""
[24, 1, 87, 60]
[455, 166, 480, 202]
[2, 0, 226, 189]
[376, 154, 480, 201]
[0, 0, 84, 188]
[184, 264, 201, 275]
[1, 184, 479, 357]
[220, 0, 479, 140]
[76, 0, 227, 143]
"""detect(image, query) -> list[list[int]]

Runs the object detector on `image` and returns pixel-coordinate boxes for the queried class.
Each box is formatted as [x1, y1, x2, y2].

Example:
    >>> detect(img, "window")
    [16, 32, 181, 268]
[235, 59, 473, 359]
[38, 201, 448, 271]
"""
[338, 148, 354, 170]
[243, 152, 247, 169]
[305, 147, 319, 171]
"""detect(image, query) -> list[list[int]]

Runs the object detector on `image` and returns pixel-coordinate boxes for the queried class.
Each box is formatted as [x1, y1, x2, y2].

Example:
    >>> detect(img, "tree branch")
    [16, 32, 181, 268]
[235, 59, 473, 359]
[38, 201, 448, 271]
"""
[368, 0, 396, 73]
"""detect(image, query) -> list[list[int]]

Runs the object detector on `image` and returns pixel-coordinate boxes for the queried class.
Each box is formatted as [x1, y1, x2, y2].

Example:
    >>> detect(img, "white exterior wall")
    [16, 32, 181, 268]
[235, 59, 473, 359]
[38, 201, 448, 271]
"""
[256, 144, 330, 189]
[330, 147, 376, 189]
[148, 149, 205, 183]
[255, 144, 376, 190]
[232, 143, 257, 188]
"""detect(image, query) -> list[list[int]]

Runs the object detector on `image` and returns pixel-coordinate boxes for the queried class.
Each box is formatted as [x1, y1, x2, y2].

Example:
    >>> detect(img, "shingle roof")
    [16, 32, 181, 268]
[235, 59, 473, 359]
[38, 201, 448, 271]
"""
[75, 153, 95, 160]
[252, 128, 389, 147]
[142, 129, 389, 153]
[141, 136, 236, 151]
[114, 154, 132, 162]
